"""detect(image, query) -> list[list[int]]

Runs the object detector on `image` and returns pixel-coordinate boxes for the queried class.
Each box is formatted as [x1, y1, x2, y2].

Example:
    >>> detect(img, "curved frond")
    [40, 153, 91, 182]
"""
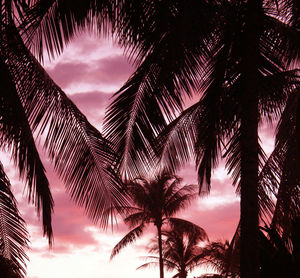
[263, 14, 300, 66]
[104, 0, 219, 178]
[156, 102, 202, 175]
[2, 24, 129, 228]
[0, 162, 29, 277]
[110, 223, 145, 259]
[136, 261, 160, 270]
[124, 211, 146, 228]
[0, 56, 53, 241]
[267, 89, 300, 238]
[104, 55, 180, 178]
[168, 218, 208, 242]
[164, 185, 198, 218]
[20, 0, 115, 60]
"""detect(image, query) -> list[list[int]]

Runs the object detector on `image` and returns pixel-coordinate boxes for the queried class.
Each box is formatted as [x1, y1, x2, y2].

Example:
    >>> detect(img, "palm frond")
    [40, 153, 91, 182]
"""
[104, 55, 180, 178]
[156, 102, 202, 175]
[137, 256, 177, 272]
[136, 261, 160, 270]
[104, 0, 219, 178]
[263, 13, 300, 66]
[269, 89, 300, 239]
[2, 24, 129, 229]
[0, 162, 29, 277]
[168, 218, 208, 242]
[0, 56, 53, 241]
[20, 0, 115, 60]
[110, 223, 145, 259]
[164, 185, 198, 218]
[124, 211, 146, 228]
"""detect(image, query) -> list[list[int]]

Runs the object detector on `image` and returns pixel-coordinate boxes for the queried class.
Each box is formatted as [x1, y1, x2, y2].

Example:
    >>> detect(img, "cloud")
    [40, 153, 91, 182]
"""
[45, 37, 134, 94]
[69, 90, 112, 126]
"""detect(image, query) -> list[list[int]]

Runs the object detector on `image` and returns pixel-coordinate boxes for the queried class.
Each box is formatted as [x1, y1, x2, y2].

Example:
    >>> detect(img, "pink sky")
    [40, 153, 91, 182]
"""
[2, 34, 276, 278]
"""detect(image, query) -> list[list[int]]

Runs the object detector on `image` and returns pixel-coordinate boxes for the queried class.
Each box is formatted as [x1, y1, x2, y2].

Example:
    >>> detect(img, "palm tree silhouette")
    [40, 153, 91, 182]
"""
[138, 222, 208, 278]
[110, 172, 201, 278]
[1, 1, 298, 277]
[104, 2, 299, 277]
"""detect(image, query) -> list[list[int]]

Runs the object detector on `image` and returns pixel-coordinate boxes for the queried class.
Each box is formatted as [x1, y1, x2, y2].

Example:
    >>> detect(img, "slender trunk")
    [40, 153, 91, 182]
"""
[240, 1, 261, 278]
[179, 269, 187, 278]
[157, 225, 164, 278]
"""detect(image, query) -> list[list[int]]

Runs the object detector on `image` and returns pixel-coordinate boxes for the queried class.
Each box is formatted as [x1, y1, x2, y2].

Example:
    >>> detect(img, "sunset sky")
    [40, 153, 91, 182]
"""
[3, 33, 275, 278]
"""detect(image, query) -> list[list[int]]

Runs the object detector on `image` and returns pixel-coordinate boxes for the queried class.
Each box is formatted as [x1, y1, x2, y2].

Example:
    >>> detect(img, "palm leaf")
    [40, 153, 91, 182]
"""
[2, 23, 129, 229]
[164, 185, 198, 218]
[104, 0, 220, 178]
[0, 162, 29, 277]
[168, 218, 208, 242]
[0, 56, 53, 241]
[20, 0, 115, 60]
[110, 223, 145, 259]
[268, 89, 300, 238]
[156, 102, 202, 176]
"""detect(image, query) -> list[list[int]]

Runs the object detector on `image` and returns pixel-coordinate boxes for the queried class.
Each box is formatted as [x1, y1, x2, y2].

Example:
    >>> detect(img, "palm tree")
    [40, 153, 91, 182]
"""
[4, 1, 298, 277]
[138, 223, 208, 278]
[110, 172, 201, 278]
[104, 2, 300, 278]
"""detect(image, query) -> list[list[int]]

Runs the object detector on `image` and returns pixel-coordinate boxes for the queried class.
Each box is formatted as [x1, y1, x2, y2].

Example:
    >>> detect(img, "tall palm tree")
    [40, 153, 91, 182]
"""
[110, 172, 201, 278]
[138, 223, 208, 278]
[6, 1, 298, 277]
[104, 1, 300, 278]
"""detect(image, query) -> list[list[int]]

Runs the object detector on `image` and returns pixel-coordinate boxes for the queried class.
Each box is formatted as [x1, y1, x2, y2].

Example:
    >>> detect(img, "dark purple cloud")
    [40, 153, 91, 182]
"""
[47, 55, 133, 90]
[69, 91, 112, 125]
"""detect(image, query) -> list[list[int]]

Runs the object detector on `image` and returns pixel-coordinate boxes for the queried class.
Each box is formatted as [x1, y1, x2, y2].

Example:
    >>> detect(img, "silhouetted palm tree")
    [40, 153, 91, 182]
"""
[104, 2, 299, 278]
[138, 223, 208, 278]
[110, 172, 200, 278]
[4, 1, 298, 278]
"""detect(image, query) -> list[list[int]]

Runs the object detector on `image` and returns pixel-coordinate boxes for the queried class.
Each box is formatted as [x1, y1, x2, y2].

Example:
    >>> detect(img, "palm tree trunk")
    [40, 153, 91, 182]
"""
[240, 1, 261, 278]
[157, 225, 164, 278]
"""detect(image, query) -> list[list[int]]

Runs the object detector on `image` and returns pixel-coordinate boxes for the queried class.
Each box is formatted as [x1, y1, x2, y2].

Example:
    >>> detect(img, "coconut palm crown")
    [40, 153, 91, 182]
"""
[138, 222, 208, 278]
[110, 171, 204, 278]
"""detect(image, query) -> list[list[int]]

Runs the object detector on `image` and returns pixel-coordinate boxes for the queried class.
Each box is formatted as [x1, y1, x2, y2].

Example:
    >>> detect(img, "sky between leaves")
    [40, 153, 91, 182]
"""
[2, 33, 276, 278]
